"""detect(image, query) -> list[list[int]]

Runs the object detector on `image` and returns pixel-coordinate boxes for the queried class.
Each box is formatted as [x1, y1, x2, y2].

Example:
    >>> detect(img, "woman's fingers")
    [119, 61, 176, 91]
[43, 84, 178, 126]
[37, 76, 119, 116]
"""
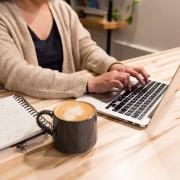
[112, 71, 131, 90]
[126, 68, 146, 85]
[111, 80, 124, 90]
[127, 81, 132, 91]
[133, 67, 150, 83]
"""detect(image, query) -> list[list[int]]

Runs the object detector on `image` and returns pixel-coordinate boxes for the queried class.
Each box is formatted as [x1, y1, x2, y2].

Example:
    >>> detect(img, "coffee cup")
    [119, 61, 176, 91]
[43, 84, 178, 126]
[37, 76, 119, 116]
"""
[36, 100, 97, 153]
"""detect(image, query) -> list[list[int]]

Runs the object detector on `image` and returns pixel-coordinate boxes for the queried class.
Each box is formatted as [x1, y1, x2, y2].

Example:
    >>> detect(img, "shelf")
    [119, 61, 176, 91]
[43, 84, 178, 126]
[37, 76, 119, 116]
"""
[80, 17, 126, 30]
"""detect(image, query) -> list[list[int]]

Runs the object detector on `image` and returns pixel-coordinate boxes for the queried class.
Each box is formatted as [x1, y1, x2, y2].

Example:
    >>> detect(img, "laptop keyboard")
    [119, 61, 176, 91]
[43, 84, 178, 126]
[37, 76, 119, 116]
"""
[105, 80, 168, 120]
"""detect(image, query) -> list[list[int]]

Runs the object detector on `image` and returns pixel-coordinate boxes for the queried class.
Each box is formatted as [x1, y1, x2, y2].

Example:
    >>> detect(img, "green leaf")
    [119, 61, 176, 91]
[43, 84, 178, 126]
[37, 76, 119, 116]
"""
[133, 0, 140, 5]
[126, 16, 133, 24]
[112, 8, 120, 21]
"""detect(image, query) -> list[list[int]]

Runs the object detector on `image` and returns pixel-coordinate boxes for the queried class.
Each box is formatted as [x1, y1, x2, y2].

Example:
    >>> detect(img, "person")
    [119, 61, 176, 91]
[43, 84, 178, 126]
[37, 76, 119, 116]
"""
[0, 0, 149, 99]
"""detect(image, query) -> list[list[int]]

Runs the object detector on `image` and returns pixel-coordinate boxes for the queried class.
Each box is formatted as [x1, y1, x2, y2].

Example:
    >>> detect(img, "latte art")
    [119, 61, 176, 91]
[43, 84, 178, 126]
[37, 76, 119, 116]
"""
[54, 101, 96, 121]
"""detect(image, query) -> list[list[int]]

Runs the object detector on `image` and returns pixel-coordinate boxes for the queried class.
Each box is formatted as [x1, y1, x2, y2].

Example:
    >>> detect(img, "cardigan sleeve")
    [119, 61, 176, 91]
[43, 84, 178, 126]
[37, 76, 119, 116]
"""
[0, 19, 92, 99]
[68, 5, 119, 75]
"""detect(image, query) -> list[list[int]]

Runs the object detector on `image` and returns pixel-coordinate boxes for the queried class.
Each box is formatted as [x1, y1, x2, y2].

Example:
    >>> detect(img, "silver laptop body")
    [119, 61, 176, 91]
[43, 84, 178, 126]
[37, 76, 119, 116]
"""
[77, 65, 180, 128]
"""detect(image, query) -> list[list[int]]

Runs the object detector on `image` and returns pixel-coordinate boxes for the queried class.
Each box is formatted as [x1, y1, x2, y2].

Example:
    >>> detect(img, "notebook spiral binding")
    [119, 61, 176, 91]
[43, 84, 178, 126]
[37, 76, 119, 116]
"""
[13, 95, 53, 131]
[13, 95, 38, 117]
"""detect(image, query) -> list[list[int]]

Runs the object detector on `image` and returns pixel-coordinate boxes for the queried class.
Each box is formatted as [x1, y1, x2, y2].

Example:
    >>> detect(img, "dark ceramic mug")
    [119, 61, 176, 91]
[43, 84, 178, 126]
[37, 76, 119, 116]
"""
[36, 100, 97, 154]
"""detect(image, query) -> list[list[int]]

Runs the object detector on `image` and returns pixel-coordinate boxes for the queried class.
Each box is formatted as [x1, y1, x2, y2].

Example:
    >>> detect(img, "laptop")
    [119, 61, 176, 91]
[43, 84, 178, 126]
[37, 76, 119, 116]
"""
[77, 65, 180, 128]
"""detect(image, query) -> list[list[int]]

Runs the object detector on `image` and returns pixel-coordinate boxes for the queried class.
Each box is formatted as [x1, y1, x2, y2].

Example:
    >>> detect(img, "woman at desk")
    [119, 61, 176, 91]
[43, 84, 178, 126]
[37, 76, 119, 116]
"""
[0, 0, 149, 98]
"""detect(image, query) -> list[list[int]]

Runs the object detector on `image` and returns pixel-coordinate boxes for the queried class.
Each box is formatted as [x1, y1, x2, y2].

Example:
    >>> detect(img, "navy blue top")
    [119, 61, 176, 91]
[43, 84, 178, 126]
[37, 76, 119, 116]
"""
[28, 19, 63, 72]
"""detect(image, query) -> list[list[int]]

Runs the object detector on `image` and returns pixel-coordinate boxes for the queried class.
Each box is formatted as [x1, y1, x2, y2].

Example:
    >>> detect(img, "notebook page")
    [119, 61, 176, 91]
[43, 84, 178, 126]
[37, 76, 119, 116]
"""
[0, 96, 42, 150]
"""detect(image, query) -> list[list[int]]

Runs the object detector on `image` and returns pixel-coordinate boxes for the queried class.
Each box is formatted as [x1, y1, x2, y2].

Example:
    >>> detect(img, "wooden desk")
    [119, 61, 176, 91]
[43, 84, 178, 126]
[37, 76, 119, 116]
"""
[0, 48, 180, 180]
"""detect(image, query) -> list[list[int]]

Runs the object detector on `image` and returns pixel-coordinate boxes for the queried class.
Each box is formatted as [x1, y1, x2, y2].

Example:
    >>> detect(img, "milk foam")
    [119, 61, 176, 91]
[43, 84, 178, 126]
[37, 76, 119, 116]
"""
[54, 101, 95, 121]
[63, 105, 85, 121]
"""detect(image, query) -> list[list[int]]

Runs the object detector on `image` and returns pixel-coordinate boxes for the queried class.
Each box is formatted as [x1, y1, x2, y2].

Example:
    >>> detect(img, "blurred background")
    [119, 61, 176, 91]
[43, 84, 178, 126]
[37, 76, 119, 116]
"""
[69, 0, 180, 60]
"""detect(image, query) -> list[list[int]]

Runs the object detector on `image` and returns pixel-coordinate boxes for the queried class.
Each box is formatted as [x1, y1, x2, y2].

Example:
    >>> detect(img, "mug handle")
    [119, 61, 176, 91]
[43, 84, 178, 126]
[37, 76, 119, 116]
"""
[36, 110, 54, 135]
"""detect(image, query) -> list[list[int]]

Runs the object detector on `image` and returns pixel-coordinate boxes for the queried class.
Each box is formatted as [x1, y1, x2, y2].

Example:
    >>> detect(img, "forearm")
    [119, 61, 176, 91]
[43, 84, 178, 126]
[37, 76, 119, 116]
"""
[1, 55, 92, 98]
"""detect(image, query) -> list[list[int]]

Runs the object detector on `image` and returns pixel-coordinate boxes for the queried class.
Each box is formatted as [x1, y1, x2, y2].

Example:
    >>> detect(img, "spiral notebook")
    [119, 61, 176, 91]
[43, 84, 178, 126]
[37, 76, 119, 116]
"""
[0, 95, 43, 150]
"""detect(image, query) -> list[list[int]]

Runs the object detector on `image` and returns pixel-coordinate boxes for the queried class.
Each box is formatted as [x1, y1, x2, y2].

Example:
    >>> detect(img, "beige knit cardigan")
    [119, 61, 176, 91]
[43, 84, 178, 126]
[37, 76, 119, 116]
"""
[0, 0, 118, 98]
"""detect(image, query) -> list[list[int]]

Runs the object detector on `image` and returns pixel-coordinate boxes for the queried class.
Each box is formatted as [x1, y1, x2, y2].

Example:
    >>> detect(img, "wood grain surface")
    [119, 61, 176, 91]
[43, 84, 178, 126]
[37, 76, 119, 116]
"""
[0, 47, 180, 180]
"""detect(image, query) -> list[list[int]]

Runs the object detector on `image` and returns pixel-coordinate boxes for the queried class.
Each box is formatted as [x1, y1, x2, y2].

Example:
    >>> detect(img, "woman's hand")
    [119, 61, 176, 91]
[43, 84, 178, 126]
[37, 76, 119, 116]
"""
[87, 64, 150, 93]
[109, 63, 150, 85]
[88, 70, 131, 93]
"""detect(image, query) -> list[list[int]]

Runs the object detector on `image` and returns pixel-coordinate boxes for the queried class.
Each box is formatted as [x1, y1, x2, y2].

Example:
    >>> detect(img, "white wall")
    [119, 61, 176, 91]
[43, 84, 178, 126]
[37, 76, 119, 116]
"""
[87, 0, 180, 60]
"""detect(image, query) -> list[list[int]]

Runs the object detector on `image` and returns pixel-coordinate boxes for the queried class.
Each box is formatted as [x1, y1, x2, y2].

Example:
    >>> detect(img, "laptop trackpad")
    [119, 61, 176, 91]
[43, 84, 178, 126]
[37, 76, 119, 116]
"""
[90, 90, 123, 103]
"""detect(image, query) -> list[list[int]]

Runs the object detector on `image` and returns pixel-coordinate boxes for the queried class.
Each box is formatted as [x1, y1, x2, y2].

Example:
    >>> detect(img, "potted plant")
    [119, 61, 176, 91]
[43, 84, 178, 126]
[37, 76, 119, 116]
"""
[111, 0, 140, 24]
